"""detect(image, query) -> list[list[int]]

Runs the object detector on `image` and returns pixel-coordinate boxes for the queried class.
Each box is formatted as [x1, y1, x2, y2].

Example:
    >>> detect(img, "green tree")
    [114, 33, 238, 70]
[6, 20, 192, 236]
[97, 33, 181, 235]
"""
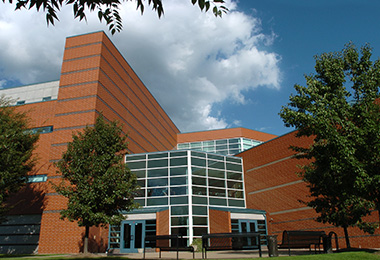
[3, 0, 228, 34]
[279, 43, 380, 248]
[0, 97, 39, 221]
[54, 115, 138, 253]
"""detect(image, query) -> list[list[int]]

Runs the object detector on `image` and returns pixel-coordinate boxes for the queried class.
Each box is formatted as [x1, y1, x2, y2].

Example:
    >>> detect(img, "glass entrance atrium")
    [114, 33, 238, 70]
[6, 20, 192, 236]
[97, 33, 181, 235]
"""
[177, 138, 262, 155]
[125, 150, 245, 244]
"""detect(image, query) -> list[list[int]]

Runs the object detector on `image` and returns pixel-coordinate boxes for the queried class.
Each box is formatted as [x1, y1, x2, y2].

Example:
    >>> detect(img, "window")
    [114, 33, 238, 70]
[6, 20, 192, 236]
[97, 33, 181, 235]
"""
[42, 96, 51, 101]
[29, 126, 53, 134]
[27, 175, 47, 183]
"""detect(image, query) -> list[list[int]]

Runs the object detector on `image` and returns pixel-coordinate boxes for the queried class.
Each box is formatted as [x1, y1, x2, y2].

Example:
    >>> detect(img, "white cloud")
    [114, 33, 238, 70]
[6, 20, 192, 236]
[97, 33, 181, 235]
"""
[0, 0, 281, 132]
[0, 80, 6, 89]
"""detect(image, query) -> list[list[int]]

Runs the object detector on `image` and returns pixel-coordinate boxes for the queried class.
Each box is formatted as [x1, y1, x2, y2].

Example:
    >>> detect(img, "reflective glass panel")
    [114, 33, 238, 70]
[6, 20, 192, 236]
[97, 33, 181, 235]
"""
[209, 198, 227, 206]
[193, 217, 208, 225]
[203, 141, 214, 146]
[227, 171, 242, 180]
[229, 144, 239, 149]
[192, 206, 207, 215]
[243, 144, 253, 150]
[191, 157, 206, 167]
[191, 151, 206, 158]
[127, 161, 145, 169]
[170, 186, 187, 196]
[148, 159, 168, 168]
[190, 142, 202, 148]
[192, 196, 207, 204]
[215, 144, 228, 150]
[147, 178, 168, 187]
[148, 168, 168, 177]
[147, 188, 168, 197]
[227, 181, 243, 189]
[215, 140, 227, 145]
[177, 143, 189, 149]
[171, 177, 187, 186]
[209, 188, 226, 197]
[192, 177, 207, 186]
[171, 206, 189, 215]
[171, 167, 188, 176]
[170, 196, 188, 205]
[137, 179, 145, 187]
[208, 154, 224, 160]
[226, 163, 242, 172]
[171, 217, 188, 226]
[208, 169, 225, 178]
[208, 160, 224, 169]
[192, 186, 207, 196]
[229, 149, 240, 155]
[170, 151, 187, 157]
[147, 197, 168, 206]
[148, 153, 168, 159]
[228, 199, 245, 207]
[192, 167, 206, 176]
[135, 189, 145, 197]
[170, 157, 187, 166]
[229, 138, 240, 144]
[226, 157, 241, 163]
[209, 178, 225, 188]
[132, 170, 145, 178]
[193, 227, 208, 236]
[228, 190, 243, 198]
[171, 227, 188, 236]
[134, 198, 145, 206]
[126, 155, 146, 161]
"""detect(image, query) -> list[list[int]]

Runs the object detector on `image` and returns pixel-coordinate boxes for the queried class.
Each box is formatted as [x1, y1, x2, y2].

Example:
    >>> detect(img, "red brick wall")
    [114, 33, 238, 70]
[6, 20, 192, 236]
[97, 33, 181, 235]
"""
[157, 210, 170, 235]
[177, 127, 277, 144]
[9, 31, 180, 254]
[209, 209, 230, 233]
[239, 131, 380, 249]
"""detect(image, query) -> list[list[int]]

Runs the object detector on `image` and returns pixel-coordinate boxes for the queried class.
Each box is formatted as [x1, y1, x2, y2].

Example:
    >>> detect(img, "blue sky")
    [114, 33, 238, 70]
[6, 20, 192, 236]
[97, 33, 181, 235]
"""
[230, 0, 380, 136]
[1, 0, 380, 136]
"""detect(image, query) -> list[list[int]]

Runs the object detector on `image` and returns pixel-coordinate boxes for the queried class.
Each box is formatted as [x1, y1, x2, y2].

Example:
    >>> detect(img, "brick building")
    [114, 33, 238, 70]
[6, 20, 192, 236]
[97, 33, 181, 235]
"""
[0, 31, 378, 254]
[238, 131, 380, 249]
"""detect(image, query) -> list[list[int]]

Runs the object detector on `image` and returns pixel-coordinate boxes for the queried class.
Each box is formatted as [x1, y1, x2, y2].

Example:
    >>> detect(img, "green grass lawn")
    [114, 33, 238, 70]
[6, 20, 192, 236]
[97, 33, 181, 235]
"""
[0, 251, 379, 260]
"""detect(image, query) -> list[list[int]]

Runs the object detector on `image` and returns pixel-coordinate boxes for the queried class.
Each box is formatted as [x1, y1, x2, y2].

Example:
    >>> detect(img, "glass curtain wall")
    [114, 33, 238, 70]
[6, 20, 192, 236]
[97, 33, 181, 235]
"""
[126, 150, 245, 245]
[177, 138, 262, 155]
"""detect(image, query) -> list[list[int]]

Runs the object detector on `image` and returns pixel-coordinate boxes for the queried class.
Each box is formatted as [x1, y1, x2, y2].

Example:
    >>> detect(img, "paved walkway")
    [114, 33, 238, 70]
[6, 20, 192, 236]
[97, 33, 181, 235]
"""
[111, 249, 318, 259]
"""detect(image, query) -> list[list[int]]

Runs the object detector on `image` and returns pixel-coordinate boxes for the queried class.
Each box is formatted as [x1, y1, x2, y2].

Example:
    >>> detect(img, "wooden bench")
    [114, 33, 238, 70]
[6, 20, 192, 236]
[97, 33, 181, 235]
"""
[201, 232, 262, 259]
[279, 230, 326, 256]
[143, 234, 194, 260]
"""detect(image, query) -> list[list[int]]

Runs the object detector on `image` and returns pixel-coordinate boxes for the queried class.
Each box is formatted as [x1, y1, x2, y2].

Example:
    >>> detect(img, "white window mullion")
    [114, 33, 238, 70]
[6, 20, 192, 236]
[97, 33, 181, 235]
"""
[187, 150, 193, 244]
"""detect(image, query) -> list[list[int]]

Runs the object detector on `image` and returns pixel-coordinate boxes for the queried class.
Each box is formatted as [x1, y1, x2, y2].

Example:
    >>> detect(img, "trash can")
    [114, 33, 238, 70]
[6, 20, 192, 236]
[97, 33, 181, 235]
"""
[323, 235, 333, 254]
[267, 235, 279, 257]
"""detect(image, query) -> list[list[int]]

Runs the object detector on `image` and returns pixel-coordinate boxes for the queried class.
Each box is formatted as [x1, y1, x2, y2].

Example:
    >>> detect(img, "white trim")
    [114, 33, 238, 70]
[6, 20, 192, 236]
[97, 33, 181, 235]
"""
[123, 213, 156, 220]
[188, 150, 194, 243]
[230, 213, 265, 220]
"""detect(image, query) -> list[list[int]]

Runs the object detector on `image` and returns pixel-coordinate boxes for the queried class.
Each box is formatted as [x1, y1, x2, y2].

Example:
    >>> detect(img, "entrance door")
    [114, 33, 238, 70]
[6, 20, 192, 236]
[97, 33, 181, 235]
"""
[239, 220, 258, 247]
[120, 220, 145, 253]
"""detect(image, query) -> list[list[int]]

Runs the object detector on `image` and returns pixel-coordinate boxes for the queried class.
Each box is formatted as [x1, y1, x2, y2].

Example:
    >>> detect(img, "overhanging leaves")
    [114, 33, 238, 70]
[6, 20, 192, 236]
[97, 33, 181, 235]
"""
[4, 0, 228, 34]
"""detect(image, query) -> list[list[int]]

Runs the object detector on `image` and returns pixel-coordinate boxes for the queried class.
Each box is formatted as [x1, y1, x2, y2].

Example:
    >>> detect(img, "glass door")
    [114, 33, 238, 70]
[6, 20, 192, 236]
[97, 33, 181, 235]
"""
[120, 220, 145, 253]
[239, 220, 258, 247]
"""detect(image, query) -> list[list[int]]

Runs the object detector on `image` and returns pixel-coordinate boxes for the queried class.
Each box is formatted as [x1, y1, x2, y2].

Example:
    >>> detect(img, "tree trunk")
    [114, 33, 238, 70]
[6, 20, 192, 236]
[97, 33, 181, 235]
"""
[84, 225, 90, 254]
[343, 226, 351, 249]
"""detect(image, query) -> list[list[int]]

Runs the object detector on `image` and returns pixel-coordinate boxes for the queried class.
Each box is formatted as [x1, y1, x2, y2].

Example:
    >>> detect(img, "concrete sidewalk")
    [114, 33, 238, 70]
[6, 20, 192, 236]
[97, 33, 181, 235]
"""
[113, 249, 319, 259]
